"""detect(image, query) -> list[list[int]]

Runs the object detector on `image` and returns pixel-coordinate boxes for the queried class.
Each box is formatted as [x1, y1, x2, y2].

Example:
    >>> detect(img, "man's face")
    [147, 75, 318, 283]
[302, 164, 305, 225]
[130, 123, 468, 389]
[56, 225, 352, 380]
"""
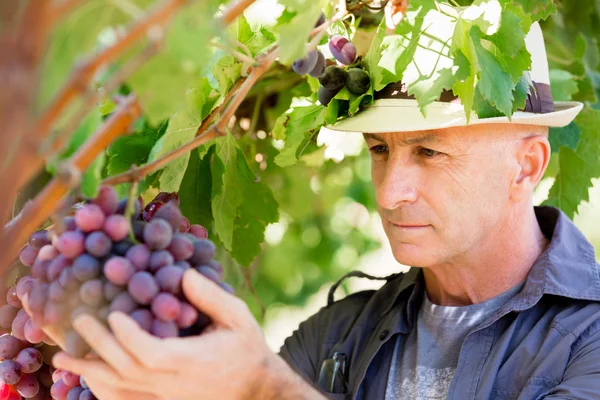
[365, 124, 536, 267]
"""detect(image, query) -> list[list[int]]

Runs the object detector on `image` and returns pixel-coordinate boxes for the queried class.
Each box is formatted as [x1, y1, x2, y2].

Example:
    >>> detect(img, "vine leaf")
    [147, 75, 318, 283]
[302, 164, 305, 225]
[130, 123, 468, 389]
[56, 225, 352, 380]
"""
[275, 0, 325, 65]
[550, 69, 580, 101]
[179, 147, 214, 229]
[274, 105, 326, 167]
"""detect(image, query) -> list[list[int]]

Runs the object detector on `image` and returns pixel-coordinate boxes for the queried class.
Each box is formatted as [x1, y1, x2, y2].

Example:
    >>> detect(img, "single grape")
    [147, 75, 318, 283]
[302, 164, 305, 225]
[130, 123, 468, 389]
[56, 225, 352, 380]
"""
[308, 50, 326, 78]
[5, 286, 20, 308]
[19, 245, 38, 267]
[15, 372, 40, 398]
[148, 250, 174, 272]
[328, 35, 357, 65]
[103, 281, 122, 302]
[64, 330, 90, 359]
[24, 318, 45, 344]
[151, 293, 181, 322]
[142, 201, 163, 222]
[61, 371, 80, 387]
[189, 224, 208, 239]
[128, 272, 159, 305]
[85, 231, 112, 258]
[292, 50, 319, 75]
[346, 68, 370, 95]
[151, 320, 178, 338]
[63, 216, 77, 232]
[92, 185, 119, 215]
[50, 379, 70, 400]
[72, 254, 101, 282]
[143, 219, 173, 250]
[110, 292, 137, 314]
[125, 244, 151, 271]
[155, 266, 183, 295]
[319, 66, 347, 90]
[16, 276, 34, 301]
[59, 267, 80, 291]
[0, 335, 24, 359]
[15, 347, 43, 374]
[112, 240, 133, 256]
[11, 309, 29, 340]
[189, 239, 216, 265]
[104, 257, 135, 286]
[129, 309, 153, 332]
[75, 204, 106, 233]
[103, 215, 129, 242]
[176, 302, 198, 329]
[197, 266, 220, 284]
[0, 360, 22, 385]
[153, 202, 182, 232]
[28, 283, 48, 314]
[0, 305, 19, 329]
[116, 197, 143, 217]
[47, 255, 72, 281]
[56, 231, 85, 259]
[29, 230, 50, 251]
[67, 386, 84, 400]
[317, 85, 341, 106]
[204, 259, 224, 279]
[168, 234, 194, 261]
[30, 259, 50, 280]
[132, 221, 147, 242]
[179, 217, 190, 233]
[52, 370, 62, 384]
[174, 261, 191, 270]
[38, 244, 59, 261]
[79, 388, 96, 400]
[79, 280, 103, 307]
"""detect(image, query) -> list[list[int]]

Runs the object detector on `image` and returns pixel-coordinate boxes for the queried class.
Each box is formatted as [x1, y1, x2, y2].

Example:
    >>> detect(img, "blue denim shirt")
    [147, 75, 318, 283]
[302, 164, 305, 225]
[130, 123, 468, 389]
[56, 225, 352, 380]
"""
[279, 207, 600, 399]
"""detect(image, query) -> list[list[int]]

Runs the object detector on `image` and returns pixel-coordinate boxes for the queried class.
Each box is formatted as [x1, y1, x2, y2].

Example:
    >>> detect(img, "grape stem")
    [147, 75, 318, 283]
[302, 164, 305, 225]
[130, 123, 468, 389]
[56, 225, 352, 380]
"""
[210, 39, 257, 66]
[125, 178, 141, 243]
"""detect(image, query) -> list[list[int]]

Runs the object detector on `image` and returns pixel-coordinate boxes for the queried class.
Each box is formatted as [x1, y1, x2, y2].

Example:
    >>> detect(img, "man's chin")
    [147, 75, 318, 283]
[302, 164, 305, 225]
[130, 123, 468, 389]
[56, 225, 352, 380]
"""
[390, 243, 436, 267]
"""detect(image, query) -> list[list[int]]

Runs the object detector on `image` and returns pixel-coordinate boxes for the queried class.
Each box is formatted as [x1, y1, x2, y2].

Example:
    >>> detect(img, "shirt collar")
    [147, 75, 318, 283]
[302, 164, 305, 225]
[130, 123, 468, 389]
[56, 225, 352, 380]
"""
[379, 206, 600, 326]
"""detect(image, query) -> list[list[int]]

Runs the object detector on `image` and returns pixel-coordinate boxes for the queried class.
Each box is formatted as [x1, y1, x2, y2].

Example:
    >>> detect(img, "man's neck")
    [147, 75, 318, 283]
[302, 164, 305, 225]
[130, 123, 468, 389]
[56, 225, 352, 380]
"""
[422, 206, 549, 307]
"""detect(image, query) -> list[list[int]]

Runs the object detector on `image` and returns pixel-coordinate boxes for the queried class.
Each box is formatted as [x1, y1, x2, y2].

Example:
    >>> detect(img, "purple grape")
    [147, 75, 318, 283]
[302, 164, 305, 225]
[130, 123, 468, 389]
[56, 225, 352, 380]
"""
[16, 276, 34, 301]
[103, 281, 122, 301]
[0, 305, 18, 329]
[64, 216, 77, 232]
[220, 282, 235, 295]
[15, 347, 43, 373]
[176, 302, 198, 329]
[56, 231, 85, 259]
[0, 334, 24, 359]
[61, 370, 80, 387]
[0, 360, 22, 385]
[28, 283, 48, 313]
[67, 386, 85, 400]
[75, 204, 106, 233]
[155, 266, 183, 295]
[65, 330, 90, 358]
[112, 240, 133, 256]
[143, 219, 173, 250]
[317, 85, 341, 106]
[117, 197, 143, 217]
[318, 66, 347, 90]
[328, 35, 357, 65]
[47, 254, 72, 281]
[127, 272, 159, 305]
[204, 259, 224, 279]
[179, 217, 190, 233]
[309, 50, 326, 77]
[125, 244, 151, 271]
[189, 239, 216, 265]
[104, 257, 134, 286]
[92, 185, 119, 215]
[5, 286, 20, 308]
[132, 220, 147, 242]
[110, 292, 137, 314]
[59, 267, 80, 291]
[72, 254, 101, 281]
[49, 281, 67, 302]
[79, 388, 96, 400]
[197, 266, 220, 284]
[129, 309, 153, 332]
[151, 320, 178, 338]
[38, 244, 59, 261]
[151, 293, 181, 322]
[19, 245, 38, 267]
[50, 379, 70, 399]
[149, 250, 174, 272]
[153, 202, 182, 232]
[16, 372, 40, 398]
[189, 224, 208, 239]
[174, 261, 191, 270]
[85, 231, 112, 258]
[168, 234, 194, 261]
[31, 259, 50, 280]
[79, 279, 103, 307]
[292, 50, 319, 75]
[103, 214, 129, 242]
[346, 67, 370, 95]
[29, 230, 51, 250]
[24, 318, 45, 344]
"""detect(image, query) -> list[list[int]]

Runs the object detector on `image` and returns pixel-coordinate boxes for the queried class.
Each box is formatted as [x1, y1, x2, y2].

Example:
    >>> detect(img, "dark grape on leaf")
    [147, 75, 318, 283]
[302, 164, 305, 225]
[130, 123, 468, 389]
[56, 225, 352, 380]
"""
[346, 68, 371, 95]
[319, 65, 348, 90]
[318, 85, 342, 106]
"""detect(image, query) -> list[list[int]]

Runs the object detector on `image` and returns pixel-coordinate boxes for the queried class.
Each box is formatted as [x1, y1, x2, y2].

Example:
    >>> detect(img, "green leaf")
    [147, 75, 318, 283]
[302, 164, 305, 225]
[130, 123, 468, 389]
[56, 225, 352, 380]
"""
[486, 10, 526, 57]
[211, 133, 243, 250]
[512, 0, 557, 21]
[549, 122, 581, 153]
[324, 99, 340, 125]
[229, 15, 277, 57]
[543, 107, 600, 218]
[274, 105, 326, 167]
[179, 147, 214, 228]
[275, 0, 325, 65]
[106, 122, 165, 176]
[348, 85, 374, 116]
[211, 54, 243, 95]
[550, 69, 580, 101]
[81, 152, 106, 199]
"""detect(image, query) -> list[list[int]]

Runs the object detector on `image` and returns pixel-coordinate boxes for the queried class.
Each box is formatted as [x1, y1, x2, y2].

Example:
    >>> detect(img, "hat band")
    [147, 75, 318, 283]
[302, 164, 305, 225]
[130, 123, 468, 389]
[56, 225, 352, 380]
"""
[374, 81, 555, 114]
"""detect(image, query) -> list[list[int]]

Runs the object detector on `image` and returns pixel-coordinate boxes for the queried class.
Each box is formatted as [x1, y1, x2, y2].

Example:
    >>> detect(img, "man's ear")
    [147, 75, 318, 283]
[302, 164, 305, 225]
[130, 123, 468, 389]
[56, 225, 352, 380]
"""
[510, 135, 551, 202]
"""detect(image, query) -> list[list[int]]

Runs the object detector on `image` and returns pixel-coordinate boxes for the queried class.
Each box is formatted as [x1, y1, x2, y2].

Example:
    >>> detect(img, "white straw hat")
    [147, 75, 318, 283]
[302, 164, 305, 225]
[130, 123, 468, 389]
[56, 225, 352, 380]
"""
[328, 20, 583, 133]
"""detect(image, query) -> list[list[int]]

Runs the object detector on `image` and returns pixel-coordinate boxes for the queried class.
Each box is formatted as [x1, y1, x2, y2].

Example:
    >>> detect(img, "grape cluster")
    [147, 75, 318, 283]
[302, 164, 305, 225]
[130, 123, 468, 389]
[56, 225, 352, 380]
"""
[50, 370, 94, 400]
[290, 13, 371, 106]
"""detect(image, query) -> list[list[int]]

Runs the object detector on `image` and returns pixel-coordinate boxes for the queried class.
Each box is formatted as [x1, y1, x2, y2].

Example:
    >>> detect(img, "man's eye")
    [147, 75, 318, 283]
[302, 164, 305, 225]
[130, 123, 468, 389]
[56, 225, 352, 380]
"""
[418, 148, 441, 157]
[370, 145, 388, 154]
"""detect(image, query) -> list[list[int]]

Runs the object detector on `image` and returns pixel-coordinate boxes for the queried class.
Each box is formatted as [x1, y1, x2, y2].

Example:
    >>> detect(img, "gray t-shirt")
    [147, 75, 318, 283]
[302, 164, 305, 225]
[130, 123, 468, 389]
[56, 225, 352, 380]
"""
[384, 279, 526, 399]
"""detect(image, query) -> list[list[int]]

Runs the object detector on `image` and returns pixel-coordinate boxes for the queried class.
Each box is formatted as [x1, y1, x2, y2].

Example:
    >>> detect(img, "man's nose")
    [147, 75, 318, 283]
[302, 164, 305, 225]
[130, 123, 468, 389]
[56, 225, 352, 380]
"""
[375, 161, 419, 210]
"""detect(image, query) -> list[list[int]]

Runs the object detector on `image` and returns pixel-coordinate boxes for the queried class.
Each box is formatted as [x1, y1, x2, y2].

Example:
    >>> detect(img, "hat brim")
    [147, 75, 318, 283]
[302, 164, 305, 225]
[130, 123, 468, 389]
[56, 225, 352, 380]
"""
[326, 99, 584, 133]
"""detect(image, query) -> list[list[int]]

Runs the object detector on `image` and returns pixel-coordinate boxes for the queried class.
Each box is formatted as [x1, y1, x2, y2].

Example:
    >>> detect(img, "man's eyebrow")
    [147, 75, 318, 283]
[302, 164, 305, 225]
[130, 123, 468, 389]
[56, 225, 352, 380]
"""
[363, 133, 440, 145]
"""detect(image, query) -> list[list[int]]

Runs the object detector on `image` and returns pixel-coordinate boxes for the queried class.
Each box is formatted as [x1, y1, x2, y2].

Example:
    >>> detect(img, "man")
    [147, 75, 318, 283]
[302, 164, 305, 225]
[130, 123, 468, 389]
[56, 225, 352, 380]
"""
[51, 20, 598, 400]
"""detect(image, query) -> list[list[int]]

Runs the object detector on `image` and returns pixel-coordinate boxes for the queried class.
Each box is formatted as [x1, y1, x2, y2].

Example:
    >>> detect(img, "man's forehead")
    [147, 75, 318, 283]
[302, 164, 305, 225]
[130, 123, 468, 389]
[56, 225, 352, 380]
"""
[363, 131, 443, 145]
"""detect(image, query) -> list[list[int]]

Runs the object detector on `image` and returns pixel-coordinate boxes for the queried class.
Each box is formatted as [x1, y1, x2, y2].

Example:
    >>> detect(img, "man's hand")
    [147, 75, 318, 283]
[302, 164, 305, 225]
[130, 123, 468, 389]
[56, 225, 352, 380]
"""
[51, 269, 325, 400]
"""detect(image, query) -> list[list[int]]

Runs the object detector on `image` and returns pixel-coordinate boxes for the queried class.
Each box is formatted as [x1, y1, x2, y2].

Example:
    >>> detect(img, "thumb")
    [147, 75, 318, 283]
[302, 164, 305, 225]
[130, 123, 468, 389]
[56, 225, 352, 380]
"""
[182, 269, 251, 329]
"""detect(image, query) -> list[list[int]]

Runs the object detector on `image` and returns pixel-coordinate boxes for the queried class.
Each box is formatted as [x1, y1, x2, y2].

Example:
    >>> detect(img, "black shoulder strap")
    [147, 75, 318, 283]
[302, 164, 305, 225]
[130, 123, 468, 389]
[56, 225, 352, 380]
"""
[327, 270, 403, 306]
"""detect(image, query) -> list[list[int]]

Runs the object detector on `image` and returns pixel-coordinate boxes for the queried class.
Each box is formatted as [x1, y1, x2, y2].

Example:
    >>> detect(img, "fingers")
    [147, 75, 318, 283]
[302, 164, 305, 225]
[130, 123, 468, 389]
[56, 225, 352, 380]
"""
[182, 269, 251, 329]
[84, 376, 162, 400]
[21, 293, 66, 348]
